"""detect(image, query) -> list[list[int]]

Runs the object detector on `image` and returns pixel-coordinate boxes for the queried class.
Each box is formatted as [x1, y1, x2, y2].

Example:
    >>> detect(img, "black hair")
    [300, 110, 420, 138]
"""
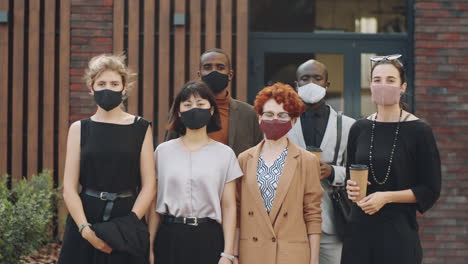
[200, 48, 233, 71]
[167, 80, 222, 135]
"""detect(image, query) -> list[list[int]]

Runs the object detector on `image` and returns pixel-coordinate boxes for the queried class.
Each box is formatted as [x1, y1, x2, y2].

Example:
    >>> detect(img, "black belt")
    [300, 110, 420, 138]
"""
[162, 215, 215, 226]
[83, 188, 134, 221]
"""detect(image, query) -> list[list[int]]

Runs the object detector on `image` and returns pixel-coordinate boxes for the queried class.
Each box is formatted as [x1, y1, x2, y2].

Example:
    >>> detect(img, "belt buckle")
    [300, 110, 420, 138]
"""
[185, 217, 198, 226]
[100, 192, 108, 200]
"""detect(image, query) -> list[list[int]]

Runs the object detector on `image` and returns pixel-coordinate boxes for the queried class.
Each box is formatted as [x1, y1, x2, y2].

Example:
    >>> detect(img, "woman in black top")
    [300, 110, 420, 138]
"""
[342, 55, 441, 264]
[58, 54, 156, 264]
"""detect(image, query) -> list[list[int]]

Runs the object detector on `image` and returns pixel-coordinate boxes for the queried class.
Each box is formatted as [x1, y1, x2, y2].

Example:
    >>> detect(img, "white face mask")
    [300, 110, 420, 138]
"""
[298, 82, 327, 104]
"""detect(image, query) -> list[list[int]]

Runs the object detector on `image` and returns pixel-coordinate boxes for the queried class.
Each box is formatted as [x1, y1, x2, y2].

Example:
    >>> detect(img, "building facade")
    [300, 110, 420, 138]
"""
[0, 0, 466, 263]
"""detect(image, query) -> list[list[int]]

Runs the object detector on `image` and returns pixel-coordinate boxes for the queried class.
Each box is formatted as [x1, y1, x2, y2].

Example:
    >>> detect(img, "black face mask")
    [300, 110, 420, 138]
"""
[180, 108, 212, 130]
[201, 71, 229, 94]
[94, 89, 123, 111]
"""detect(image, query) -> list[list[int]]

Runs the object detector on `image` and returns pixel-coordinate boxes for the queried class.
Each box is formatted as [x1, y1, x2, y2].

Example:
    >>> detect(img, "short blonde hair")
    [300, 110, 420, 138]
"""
[83, 53, 136, 93]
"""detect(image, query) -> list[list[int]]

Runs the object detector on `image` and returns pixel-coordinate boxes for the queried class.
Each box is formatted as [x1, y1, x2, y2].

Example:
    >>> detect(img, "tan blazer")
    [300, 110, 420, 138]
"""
[237, 140, 323, 264]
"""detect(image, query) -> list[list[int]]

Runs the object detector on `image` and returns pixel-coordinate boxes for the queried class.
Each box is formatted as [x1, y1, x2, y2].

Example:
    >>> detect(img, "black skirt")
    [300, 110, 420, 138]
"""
[341, 211, 422, 264]
[154, 220, 224, 264]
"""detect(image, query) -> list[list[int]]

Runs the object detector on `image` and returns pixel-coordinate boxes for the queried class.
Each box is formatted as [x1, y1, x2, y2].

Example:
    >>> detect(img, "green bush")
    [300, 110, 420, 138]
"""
[0, 170, 58, 264]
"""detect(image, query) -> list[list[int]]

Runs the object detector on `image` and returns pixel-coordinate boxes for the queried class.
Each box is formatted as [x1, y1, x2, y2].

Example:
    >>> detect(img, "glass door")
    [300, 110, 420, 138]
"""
[247, 0, 413, 119]
[262, 52, 345, 112]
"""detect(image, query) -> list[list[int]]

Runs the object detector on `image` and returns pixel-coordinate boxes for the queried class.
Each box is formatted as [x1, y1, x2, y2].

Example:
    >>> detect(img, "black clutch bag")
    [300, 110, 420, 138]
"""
[329, 185, 352, 240]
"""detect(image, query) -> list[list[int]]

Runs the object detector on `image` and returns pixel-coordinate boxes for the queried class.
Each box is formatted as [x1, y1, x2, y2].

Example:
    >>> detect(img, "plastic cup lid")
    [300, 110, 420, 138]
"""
[350, 164, 368, 170]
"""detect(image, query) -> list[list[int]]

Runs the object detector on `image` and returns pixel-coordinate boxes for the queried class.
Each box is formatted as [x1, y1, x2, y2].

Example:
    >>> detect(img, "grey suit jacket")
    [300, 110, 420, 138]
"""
[288, 105, 355, 236]
[164, 98, 264, 156]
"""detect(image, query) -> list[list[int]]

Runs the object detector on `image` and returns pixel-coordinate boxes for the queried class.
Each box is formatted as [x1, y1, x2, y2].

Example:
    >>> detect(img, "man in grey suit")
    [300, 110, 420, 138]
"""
[288, 59, 355, 264]
[165, 48, 263, 156]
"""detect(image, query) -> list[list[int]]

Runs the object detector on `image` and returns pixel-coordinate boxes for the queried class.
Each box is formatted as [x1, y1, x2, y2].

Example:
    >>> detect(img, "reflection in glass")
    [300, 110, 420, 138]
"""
[251, 0, 407, 33]
[355, 17, 378, 33]
[361, 53, 377, 117]
[264, 53, 344, 111]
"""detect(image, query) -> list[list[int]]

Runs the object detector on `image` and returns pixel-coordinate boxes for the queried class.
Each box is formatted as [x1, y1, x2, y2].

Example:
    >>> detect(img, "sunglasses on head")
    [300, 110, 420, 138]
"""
[369, 54, 402, 62]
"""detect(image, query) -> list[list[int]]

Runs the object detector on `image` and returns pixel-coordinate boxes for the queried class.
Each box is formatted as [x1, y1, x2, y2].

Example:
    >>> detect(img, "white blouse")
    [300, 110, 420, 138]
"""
[154, 138, 243, 223]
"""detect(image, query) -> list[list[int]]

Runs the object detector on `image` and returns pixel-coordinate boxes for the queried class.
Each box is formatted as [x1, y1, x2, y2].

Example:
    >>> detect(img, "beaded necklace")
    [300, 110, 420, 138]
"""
[369, 109, 402, 185]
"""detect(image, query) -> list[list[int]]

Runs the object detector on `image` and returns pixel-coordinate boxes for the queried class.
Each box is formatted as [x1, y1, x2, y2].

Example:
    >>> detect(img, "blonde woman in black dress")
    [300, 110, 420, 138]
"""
[58, 54, 156, 264]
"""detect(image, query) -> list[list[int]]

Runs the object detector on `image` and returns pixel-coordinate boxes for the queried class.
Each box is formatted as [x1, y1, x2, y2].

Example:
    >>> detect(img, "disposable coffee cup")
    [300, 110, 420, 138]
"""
[349, 164, 369, 202]
[306, 146, 322, 161]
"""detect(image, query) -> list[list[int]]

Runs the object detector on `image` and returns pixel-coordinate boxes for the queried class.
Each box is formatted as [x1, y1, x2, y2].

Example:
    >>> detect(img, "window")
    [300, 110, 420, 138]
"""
[250, 0, 407, 33]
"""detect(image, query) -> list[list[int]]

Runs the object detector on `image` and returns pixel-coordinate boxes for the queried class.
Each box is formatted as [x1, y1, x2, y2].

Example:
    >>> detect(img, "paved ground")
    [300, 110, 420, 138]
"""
[20, 242, 60, 264]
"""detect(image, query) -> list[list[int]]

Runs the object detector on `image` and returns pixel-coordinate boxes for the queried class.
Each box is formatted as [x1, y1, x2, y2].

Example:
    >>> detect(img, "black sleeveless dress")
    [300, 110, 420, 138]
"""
[58, 117, 150, 264]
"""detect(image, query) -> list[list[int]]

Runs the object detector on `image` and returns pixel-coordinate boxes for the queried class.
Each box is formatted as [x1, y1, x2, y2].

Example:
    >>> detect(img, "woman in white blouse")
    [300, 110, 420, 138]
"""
[147, 80, 243, 264]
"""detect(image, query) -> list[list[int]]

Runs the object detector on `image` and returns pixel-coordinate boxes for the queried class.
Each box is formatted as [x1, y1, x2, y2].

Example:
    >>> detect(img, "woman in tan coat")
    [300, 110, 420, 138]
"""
[235, 83, 323, 264]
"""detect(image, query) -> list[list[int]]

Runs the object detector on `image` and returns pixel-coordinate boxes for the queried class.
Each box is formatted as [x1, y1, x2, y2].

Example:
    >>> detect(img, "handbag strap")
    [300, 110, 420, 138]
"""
[402, 113, 411, 122]
[332, 111, 342, 165]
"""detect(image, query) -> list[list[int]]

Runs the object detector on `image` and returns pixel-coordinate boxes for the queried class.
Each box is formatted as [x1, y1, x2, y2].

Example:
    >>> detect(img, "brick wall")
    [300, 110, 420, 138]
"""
[414, 1, 468, 263]
[70, 0, 113, 122]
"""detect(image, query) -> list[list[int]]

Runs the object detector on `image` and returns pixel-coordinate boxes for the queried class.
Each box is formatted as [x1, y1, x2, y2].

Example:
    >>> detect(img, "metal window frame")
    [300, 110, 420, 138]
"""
[247, 0, 414, 119]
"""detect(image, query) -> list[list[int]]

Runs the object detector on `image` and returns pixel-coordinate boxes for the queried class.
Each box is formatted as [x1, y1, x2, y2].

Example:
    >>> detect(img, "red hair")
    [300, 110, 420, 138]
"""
[254, 82, 305, 118]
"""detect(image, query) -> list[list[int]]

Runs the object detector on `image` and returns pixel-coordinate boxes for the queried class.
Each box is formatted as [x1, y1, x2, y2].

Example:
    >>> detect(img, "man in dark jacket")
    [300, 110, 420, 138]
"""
[165, 48, 263, 156]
